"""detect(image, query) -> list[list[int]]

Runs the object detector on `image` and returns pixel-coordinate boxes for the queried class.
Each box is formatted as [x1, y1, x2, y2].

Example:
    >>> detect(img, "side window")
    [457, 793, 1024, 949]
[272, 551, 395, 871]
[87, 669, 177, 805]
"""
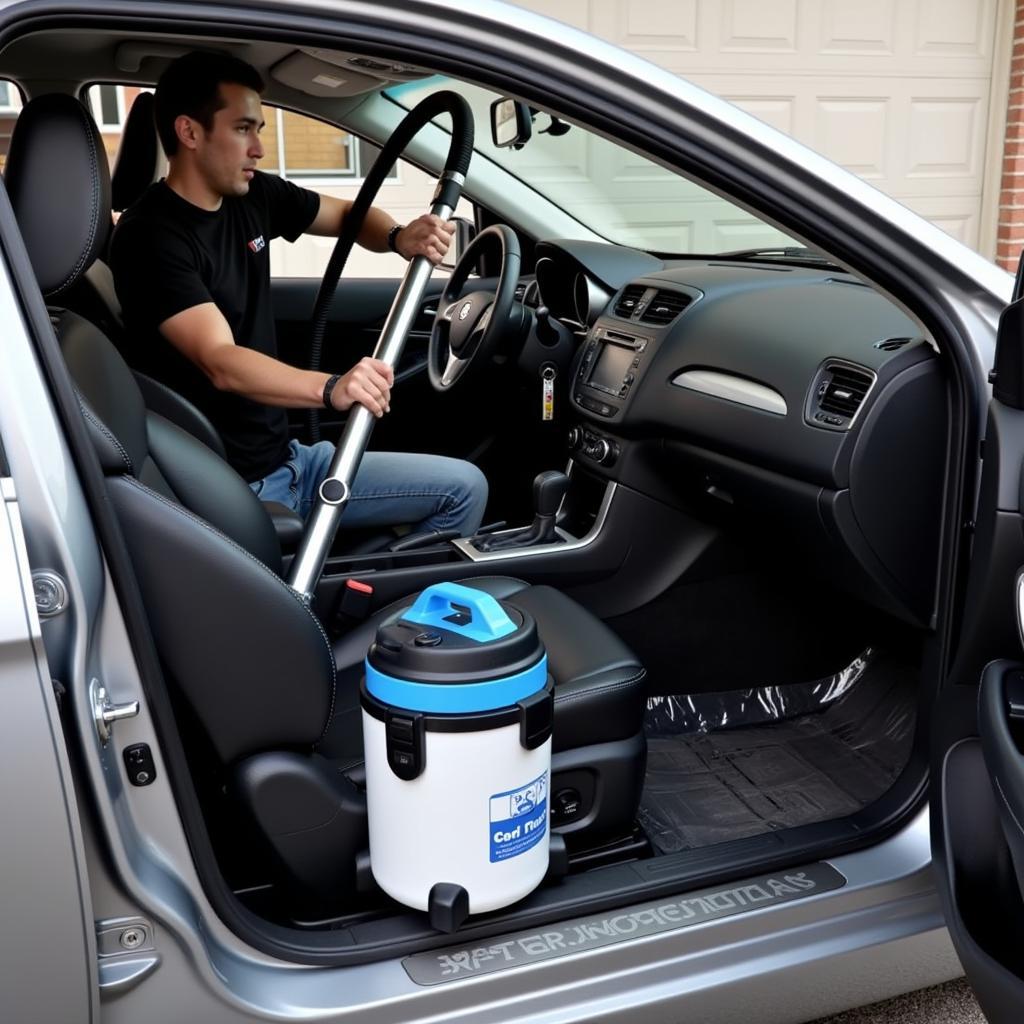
[85, 85, 152, 169]
[73, 92, 467, 279]
[0, 80, 23, 171]
[261, 107, 397, 182]
[87, 83, 125, 130]
[261, 106, 457, 279]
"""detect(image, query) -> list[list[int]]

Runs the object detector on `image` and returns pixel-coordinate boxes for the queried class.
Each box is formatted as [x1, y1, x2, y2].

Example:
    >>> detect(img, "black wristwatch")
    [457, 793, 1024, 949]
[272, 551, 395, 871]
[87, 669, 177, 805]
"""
[386, 223, 406, 255]
[322, 373, 342, 409]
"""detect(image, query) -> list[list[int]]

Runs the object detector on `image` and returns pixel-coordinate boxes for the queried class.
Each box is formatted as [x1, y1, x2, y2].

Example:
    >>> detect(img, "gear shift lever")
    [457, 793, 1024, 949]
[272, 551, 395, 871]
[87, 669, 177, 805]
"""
[533, 469, 568, 522]
[473, 471, 568, 551]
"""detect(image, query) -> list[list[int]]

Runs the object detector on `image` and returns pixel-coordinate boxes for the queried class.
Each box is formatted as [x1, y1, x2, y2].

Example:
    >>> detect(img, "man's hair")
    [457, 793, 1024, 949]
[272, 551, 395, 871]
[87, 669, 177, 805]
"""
[154, 51, 265, 157]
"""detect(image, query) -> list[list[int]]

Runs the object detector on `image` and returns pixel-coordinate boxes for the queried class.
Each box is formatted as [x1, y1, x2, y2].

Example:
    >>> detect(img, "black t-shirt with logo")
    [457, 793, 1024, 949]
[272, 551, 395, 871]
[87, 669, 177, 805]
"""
[111, 172, 320, 482]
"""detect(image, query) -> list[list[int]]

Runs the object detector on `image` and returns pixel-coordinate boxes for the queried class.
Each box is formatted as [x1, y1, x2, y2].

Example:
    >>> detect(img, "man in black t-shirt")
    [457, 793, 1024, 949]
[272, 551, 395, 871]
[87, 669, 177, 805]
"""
[111, 51, 487, 535]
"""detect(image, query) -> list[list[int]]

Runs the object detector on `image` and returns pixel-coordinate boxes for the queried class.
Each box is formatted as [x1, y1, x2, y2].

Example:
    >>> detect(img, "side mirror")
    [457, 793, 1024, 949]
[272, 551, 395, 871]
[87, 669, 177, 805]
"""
[991, 253, 1024, 409]
[490, 97, 532, 150]
[440, 216, 477, 272]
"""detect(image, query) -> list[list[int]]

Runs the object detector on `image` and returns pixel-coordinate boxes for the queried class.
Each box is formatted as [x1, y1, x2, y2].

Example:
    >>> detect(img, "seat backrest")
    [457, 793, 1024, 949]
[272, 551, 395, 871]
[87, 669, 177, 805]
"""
[133, 368, 228, 459]
[55, 304, 280, 567]
[5, 94, 336, 765]
[111, 91, 166, 213]
[24, 88, 223, 458]
[55, 92, 162, 350]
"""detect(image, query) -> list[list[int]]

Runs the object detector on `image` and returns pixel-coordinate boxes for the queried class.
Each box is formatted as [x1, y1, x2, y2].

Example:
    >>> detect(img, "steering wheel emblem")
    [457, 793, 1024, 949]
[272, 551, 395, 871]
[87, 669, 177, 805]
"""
[458, 301, 473, 321]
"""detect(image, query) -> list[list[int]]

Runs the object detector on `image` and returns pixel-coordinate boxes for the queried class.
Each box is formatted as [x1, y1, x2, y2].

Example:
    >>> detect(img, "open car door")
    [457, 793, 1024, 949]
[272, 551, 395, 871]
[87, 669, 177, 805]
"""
[0, 464, 97, 1022]
[934, 255, 1024, 1023]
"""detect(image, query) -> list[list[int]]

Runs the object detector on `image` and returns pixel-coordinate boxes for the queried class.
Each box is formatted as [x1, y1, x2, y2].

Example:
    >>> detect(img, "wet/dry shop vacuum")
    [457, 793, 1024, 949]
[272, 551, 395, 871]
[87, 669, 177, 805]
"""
[361, 582, 554, 932]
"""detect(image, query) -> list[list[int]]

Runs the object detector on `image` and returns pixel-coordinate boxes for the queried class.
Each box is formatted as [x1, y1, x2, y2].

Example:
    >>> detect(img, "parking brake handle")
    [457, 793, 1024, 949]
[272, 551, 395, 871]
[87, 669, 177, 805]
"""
[472, 471, 568, 552]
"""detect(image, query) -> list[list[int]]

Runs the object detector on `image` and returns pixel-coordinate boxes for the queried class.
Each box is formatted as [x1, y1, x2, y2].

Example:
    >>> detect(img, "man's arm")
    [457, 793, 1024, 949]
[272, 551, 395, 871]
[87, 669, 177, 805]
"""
[158, 302, 394, 417]
[307, 195, 454, 264]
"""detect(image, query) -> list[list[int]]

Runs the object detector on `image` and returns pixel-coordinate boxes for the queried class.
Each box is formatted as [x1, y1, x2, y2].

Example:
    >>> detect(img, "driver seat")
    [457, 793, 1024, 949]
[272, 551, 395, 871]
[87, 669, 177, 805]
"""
[5, 93, 648, 908]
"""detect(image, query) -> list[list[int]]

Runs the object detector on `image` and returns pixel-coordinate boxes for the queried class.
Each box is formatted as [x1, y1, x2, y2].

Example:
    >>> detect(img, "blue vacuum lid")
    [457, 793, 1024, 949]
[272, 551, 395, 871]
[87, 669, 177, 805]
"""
[365, 583, 547, 711]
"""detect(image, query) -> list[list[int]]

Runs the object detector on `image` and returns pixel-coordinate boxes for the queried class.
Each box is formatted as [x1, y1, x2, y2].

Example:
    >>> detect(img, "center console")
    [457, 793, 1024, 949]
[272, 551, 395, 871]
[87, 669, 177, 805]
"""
[569, 322, 652, 469]
[313, 321, 657, 594]
[572, 324, 653, 419]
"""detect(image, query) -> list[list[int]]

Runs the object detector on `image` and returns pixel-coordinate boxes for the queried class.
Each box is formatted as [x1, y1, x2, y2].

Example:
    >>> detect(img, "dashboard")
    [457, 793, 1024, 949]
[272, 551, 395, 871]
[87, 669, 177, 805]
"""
[530, 239, 947, 626]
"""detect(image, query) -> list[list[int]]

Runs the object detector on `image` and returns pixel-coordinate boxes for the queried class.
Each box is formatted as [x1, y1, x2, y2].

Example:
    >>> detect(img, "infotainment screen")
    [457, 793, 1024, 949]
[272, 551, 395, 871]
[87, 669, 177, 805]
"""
[588, 341, 635, 394]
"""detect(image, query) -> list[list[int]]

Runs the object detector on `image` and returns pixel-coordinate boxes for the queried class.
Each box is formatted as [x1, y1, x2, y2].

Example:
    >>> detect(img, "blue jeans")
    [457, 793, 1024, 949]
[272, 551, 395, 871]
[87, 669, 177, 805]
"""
[249, 440, 488, 537]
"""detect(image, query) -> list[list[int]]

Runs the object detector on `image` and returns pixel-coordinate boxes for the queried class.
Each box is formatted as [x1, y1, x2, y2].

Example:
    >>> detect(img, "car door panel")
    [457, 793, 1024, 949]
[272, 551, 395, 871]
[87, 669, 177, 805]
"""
[935, 262, 1024, 1021]
[271, 275, 442, 385]
[939, 729, 1024, 1024]
[0, 480, 97, 1022]
[978, 657, 1024, 898]
[271, 275, 503, 461]
[946, 403, 1024, 689]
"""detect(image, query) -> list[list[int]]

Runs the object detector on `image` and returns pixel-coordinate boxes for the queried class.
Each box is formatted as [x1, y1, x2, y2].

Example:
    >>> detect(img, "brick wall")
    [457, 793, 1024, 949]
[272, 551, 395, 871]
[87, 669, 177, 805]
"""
[0, 112, 16, 170]
[259, 107, 351, 175]
[278, 109, 349, 173]
[998, 0, 1024, 271]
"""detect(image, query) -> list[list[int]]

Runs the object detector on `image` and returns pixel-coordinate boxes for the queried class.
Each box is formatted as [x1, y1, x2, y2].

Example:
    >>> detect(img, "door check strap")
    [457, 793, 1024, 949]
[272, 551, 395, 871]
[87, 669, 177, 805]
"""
[403, 862, 846, 985]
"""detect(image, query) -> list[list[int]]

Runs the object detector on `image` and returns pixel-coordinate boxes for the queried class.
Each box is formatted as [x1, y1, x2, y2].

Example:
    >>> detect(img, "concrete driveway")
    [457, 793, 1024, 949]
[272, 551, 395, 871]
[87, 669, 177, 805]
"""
[809, 978, 985, 1023]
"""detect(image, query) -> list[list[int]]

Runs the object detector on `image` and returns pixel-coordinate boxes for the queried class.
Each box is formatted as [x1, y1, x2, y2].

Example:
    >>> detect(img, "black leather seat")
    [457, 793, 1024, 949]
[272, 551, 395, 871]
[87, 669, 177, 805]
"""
[111, 90, 165, 213]
[327, 578, 647, 763]
[5, 93, 647, 907]
[52, 92, 164, 347]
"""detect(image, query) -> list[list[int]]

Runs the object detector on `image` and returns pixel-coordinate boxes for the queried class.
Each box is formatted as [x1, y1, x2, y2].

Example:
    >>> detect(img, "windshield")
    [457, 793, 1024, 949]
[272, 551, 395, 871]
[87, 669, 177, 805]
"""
[390, 77, 799, 255]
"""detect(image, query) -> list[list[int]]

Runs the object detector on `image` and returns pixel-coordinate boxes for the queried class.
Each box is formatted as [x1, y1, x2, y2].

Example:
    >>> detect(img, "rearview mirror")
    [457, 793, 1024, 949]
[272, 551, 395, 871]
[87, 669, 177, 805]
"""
[490, 97, 532, 149]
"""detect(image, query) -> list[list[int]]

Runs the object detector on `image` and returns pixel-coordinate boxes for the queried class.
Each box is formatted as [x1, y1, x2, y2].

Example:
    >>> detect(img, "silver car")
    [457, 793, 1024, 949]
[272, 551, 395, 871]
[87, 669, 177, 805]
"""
[1, 1, 1020, 1021]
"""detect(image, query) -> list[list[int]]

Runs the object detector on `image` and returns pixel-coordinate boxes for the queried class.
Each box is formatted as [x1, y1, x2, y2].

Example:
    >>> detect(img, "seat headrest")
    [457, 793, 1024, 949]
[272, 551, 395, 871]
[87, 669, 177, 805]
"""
[111, 92, 165, 213]
[4, 93, 111, 297]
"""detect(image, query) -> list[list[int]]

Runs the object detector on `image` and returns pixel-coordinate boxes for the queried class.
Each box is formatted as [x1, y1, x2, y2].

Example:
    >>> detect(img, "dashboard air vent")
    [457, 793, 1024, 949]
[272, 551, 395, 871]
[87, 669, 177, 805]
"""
[874, 336, 912, 352]
[819, 364, 874, 417]
[613, 285, 647, 319]
[639, 290, 691, 326]
[807, 361, 876, 430]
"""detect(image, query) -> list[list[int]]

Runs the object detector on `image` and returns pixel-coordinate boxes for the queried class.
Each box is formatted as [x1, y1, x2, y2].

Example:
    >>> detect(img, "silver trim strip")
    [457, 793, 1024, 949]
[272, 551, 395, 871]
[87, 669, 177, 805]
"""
[672, 370, 787, 416]
[453, 481, 617, 562]
[404, 862, 847, 985]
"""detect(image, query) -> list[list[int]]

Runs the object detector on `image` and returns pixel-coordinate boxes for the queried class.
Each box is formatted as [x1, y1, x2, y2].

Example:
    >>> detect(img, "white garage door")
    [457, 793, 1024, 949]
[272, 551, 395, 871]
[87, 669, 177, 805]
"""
[512, 0, 1003, 253]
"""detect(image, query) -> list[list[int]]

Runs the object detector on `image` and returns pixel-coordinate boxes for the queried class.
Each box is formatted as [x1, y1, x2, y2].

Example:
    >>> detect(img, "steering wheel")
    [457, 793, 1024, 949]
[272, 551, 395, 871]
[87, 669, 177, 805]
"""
[287, 91, 475, 600]
[428, 225, 522, 391]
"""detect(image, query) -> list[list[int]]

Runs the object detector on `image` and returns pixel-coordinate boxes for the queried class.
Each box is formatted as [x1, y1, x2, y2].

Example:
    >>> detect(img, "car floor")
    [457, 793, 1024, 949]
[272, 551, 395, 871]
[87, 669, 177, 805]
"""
[637, 647, 917, 853]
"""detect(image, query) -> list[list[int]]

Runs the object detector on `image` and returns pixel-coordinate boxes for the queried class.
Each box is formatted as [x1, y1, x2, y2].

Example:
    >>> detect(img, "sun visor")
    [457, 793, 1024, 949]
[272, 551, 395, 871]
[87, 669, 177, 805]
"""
[271, 49, 429, 97]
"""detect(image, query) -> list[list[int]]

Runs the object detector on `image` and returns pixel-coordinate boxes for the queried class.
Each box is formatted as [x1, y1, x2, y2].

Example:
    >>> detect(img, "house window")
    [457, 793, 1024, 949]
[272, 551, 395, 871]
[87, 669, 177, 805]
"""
[0, 80, 21, 115]
[85, 84, 125, 130]
[262, 106, 399, 184]
[0, 80, 23, 171]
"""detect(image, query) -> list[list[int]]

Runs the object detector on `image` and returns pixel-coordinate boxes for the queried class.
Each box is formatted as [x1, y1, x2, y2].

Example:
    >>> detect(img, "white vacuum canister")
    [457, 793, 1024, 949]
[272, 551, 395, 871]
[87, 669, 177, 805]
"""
[361, 582, 553, 931]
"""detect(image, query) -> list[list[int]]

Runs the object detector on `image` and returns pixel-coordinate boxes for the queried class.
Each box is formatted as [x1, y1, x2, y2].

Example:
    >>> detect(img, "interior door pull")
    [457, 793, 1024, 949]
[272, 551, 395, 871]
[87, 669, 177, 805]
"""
[1007, 672, 1024, 721]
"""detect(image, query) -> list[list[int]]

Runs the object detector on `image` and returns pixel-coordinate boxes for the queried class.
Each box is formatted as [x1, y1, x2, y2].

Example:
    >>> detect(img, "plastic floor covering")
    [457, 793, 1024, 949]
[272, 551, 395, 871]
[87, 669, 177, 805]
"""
[638, 649, 917, 853]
